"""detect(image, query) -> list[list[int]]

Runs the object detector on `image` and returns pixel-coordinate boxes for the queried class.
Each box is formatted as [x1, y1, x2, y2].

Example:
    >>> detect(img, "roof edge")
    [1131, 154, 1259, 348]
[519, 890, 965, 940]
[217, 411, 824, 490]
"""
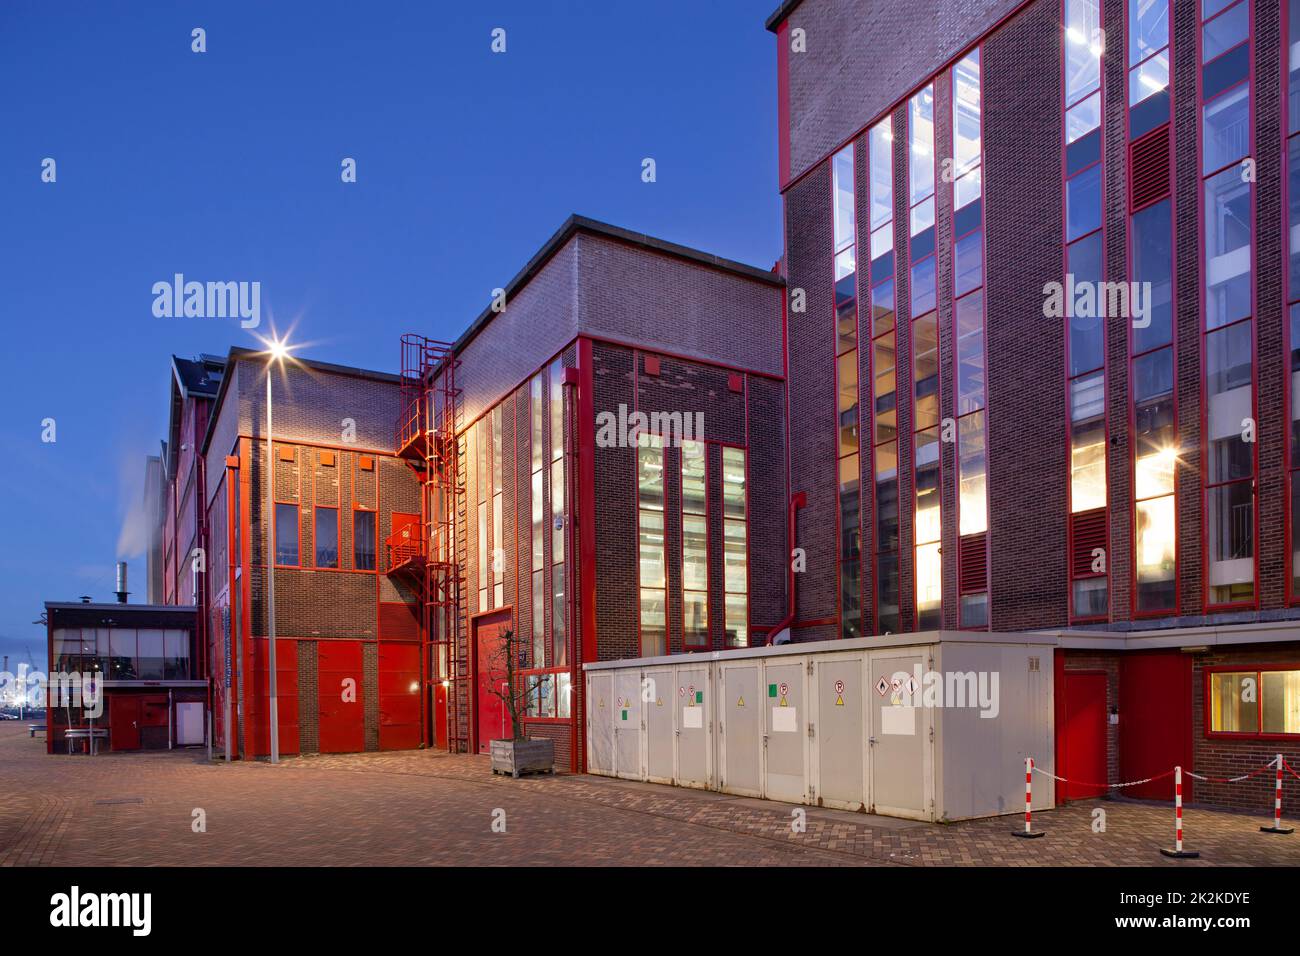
[765, 0, 803, 32]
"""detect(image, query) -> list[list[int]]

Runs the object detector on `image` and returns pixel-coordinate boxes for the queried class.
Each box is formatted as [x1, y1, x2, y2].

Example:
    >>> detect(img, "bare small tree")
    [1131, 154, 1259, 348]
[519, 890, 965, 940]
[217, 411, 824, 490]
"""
[485, 628, 529, 741]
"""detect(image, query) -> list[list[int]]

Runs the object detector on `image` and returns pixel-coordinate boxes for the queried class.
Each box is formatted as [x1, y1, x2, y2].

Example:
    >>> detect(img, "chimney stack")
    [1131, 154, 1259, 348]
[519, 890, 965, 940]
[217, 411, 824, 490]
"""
[114, 561, 129, 604]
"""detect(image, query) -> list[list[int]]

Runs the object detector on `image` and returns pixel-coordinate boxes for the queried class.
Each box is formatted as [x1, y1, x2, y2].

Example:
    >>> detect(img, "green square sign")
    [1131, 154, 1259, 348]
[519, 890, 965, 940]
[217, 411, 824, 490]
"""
[768, 683, 777, 698]
[695, 691, 703, 704]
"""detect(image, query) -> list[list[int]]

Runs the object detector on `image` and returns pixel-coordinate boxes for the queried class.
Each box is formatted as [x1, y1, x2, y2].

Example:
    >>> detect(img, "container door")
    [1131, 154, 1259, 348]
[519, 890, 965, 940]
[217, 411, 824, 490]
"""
[613, 670, 643, 779]
[472, 611, 511, 753]
[869, 651, 931, 820]
[644, 666, 674, 783]
[813, 654, 865, 811]
[674, 664, 711, 788]
[720, 662, 763, 797]
[763, 659, 808, 804]
[587, 672, 614, 775]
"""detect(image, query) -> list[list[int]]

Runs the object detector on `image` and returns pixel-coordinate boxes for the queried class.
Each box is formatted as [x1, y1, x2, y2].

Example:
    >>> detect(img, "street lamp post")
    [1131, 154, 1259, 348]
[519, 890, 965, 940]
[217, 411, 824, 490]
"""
[265, 340, 288, 764]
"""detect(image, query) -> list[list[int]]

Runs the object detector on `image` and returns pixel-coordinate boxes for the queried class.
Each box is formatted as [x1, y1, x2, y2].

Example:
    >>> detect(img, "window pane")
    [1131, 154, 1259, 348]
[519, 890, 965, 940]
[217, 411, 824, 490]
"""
[531, 470, 544, 570]
[1135, 495, 1176, 611]
[1065, 0, 1103, 105]
[954, 229, 983, 297]
[908, 86, 934, 206]
[1203, 83, 1250, 175]
[1131, 200, 1174, 352]
[912, 313, 939, 430]
[530, 375, 544, 472]
[682, 514, 708, 591]
[639, 510, 666, 588]
[1066, 91, 1102, 143]
[532, 569, 544, 664]
[1070, 373, 1107, 512]
[916, 541, 942, 628]
[832, 146, 855, 252]
[1066, 162, 1102, 241]
[1128, 50, 1169, 105]
[875, 442, 899, 551]
[1068, 233, 1105, 375]
[1209, 670, 1259, 732]
[637, 435, 664, 510]
[953, 51, 981, 175]
[275, 503, 299, 565]
[551, 564, 566, 667]
[1262, 671, 1300, 734]
[639, 590, 667, 657]
[840, 560, 862, 639]
[1073, 577, 1109, 617]
[1202, 0, 1248, 63]
[722, 448, 746, 518]
[961, 593, 989, 628]
[870, 118, 893, 231]
[914, 429, 941, 547]
[1205, 321, 1254, 483]
[557, 672, 572, 719]
[353, 510, 376, 570]
[724, 519, 747, 593]
[724, 593, 748, 648]
[681, 440, 706, 515]
[1207, 482, 1254, 603]
[959, 412, 988, 536]
[1130, 0, 1169, 66]
[838, 351, 859, 457]
[549, 361, 564, 462]
[315, 508, 338, 568]
[1204, 167, 1252, 330]
[683, 590, 708, 646]
[551, 457, 564, 564]
[137, 630, 165, 681]
[956, 291, 985, 415]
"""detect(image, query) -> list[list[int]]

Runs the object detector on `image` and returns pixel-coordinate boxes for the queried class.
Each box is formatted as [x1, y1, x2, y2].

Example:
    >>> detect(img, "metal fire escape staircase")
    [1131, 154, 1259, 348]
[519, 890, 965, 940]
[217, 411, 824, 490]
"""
[388, 333, 467, 753]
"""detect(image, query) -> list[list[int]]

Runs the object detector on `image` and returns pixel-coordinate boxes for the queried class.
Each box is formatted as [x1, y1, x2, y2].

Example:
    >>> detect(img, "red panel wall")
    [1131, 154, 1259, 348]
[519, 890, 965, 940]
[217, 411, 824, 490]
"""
[248, 637, 300, 756]
[378, 642, 420, 751]
[1120, 651, 1193, 801]
[317, 640, 365, 753]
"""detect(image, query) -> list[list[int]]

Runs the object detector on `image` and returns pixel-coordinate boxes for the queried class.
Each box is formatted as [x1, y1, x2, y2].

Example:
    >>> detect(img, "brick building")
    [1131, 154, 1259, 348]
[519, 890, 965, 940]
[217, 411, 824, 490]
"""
[770, 0, 1300, 811]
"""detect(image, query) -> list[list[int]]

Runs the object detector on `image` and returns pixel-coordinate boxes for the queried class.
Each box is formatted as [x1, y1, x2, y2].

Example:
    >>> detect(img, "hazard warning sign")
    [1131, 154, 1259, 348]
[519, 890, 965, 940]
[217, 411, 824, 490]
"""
[875, 676, 890, 697]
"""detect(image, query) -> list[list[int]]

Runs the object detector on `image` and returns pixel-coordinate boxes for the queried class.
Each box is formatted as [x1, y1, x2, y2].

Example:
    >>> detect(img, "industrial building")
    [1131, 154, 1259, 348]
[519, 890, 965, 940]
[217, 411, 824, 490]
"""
[81, 0, 1298, 816]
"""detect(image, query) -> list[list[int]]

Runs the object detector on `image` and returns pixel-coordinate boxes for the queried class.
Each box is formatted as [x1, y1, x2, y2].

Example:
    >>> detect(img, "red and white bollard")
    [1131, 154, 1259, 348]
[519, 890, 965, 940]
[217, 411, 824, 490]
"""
[1160, 766, 1200, 858]
[1012, 757, 1045, 839]
[1261, 754, 1294, 835]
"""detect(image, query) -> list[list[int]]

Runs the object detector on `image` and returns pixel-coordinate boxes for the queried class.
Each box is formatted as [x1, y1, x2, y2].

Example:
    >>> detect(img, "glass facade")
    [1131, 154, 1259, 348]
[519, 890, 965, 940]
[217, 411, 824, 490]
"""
[832, 144, 863, 639]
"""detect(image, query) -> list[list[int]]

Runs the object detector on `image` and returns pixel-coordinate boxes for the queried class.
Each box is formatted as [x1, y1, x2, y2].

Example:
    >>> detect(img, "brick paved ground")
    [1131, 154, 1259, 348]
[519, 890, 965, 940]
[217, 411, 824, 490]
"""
[3, 723, 1298, 866]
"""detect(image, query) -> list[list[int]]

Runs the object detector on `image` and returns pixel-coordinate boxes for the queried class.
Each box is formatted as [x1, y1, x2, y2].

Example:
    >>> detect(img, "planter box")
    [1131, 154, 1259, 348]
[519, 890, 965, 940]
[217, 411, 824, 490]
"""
[490, 737, 555, 778]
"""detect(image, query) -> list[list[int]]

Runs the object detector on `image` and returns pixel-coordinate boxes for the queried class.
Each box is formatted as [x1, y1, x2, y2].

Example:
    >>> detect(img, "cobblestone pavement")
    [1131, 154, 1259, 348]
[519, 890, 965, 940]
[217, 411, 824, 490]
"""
[3, 724, 1298, 866]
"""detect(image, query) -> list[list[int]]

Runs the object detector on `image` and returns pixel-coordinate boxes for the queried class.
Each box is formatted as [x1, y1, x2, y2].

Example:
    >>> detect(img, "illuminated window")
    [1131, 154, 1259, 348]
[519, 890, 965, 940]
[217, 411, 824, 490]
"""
[530, 375, 545, 664]
[1066, 0, 1108, 620]
[1201, 0, 1255, 607]
[681, 441, 708, 648]
[548, 360, 566, 664]
[832, 144, 862, 639]
[1209, 669, 1300, 735]
[1128, 0, 1171, 139]
[638, 434, 667, 657]
[722, 447, 748, 647]
[275, 502, 298, 566]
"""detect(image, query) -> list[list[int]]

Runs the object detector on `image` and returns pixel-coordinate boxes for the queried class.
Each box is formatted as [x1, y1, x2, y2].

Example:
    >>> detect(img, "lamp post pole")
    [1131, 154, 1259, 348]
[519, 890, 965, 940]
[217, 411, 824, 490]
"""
[266, 361, 280, 764]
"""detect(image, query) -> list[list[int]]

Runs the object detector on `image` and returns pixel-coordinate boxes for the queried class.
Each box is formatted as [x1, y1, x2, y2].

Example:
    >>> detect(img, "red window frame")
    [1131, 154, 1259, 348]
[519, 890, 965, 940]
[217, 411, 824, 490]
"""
[1062, 0, 1110, 623]
[1197, 0, 1258, 612]
[909, 83, 942, 630]
[680, 438, 711, 651]
[352, 506, 377, 572]
[273, 500, 299, 568]
[1125, 0, 1179, 619]
[313, 505, 339, 569]
[951, 47, 990, 631]
[1203, 663, 1300, 740]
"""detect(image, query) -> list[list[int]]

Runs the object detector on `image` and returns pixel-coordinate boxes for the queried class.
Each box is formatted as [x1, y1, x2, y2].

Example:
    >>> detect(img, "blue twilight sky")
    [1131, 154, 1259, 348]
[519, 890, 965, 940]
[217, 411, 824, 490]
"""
[0, 1, 782, 674]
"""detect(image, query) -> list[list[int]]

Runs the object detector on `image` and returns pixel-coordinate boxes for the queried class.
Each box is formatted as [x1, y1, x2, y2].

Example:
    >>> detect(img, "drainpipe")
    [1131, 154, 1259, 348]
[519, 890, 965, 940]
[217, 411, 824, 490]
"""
[765, 491, 807, 645]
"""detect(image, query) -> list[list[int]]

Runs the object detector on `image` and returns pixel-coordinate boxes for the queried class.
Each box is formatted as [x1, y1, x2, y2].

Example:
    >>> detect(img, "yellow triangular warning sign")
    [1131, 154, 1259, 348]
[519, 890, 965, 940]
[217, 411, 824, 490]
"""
[599, 698, 605, 708]
[835, 694, 844, 706]
[737, 696, 745, 707]
[656, 697, 663, 707]
[779, 695, 787, 707]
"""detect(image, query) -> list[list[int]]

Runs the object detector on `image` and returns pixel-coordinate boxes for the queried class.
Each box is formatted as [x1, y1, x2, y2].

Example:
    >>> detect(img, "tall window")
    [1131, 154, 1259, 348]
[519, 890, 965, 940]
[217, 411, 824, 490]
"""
[1129, 0, 1177, 614]
[275, 502, 299, 566]
[722, 447, 749, 647]
[868, 117, 900, 633]
[953, 50, 989, 628]
[681, 440, 709, 648]
[832, 145, 862, 639]
[314, 507, 339, 568]
[476, 418, 488, 613]
[353, 509, 376, 571]
[492, 406, 504, 608]
[530, 374, 545, 664]
[1128, 0, 1171, 137]
[1289, 0, 1300, 600]
[1201, 0, 1254, 607]
[1065, 0, 1108, 619]
[548, 360, 566, 666]
[638, 433, 667, 656]
[910, 84, 941, 629]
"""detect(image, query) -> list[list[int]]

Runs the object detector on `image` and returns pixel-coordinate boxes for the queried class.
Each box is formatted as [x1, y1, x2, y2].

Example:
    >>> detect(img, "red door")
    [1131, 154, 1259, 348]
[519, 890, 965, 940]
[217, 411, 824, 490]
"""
[318, 641, 365, 753]
[1060, 671, 1108, 801]
[1120, 652, 1193, 801]
[110, 696, 141, 751]
[433, 682, 448, 749]
[474, 610, 512, 753]
[378, 643, 421, 750]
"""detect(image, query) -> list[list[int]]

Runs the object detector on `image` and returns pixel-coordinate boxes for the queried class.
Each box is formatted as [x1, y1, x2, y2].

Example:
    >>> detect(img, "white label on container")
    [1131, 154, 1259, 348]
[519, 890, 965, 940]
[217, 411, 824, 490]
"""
[880, 705, 916, 736]
[682, 707, 703, 729]
[771, 707, 798, 733]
